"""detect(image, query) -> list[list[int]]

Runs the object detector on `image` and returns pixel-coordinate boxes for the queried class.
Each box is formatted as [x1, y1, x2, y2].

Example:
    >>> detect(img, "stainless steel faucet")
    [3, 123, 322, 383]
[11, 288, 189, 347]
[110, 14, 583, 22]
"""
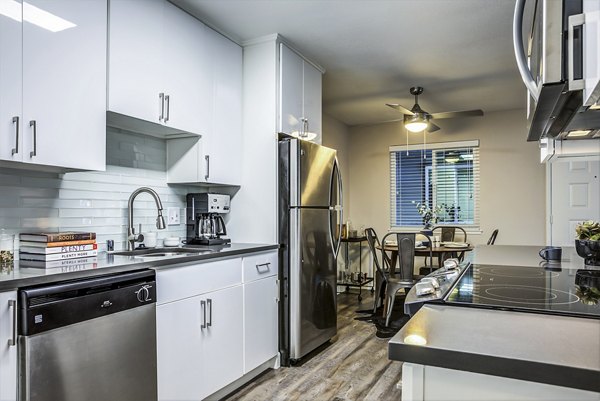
[127, 187, 166, 251]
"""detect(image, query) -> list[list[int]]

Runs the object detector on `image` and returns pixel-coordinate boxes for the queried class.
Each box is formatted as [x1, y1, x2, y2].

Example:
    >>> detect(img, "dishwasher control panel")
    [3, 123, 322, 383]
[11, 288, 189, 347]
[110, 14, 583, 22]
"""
[19, 270, 156, 336]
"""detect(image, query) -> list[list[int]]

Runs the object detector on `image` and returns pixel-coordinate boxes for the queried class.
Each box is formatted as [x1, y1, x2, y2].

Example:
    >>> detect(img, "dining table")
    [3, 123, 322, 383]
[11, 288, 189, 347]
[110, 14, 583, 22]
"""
[377, 242, 474, 271]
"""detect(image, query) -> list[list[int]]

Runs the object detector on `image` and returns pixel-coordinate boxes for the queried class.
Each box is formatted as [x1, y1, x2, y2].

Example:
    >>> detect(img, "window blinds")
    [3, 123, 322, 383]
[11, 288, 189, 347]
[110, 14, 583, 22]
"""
[390, 141, 480, 229]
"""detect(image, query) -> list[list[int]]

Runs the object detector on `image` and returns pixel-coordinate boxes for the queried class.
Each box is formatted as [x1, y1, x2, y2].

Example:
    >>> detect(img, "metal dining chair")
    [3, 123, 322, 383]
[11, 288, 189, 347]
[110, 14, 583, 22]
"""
[432, 225, 468, 243]
[378, 232, 429, 326]
[487, 229, 499, 245]
[432, 225, 468, 262]
[365, 228, 393, 314]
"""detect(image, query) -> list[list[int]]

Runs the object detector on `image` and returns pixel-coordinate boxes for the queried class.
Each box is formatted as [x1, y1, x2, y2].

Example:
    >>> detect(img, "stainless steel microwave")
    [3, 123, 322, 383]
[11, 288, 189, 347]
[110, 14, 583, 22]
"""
[514, 0, 600, 141]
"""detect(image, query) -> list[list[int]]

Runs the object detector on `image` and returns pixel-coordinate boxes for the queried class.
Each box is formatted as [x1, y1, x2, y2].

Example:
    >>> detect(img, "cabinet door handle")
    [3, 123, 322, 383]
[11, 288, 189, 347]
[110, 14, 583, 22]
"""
[207, 298, 212, 327]
[8, 300, 16, 347]
[275, 279, 280, 303]
[29, 120, 36, 158]
[11, 116, 19, 155]
[200, 300, 206, 330]
[164, 95, 170, 123]
[256, 262, 271, 273]
[204, 155, 210, 181]
[159, 93, 165, 121]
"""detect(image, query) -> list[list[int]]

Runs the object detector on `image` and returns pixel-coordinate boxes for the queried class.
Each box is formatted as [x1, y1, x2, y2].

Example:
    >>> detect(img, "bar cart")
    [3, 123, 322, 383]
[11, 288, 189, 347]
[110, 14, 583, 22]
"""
[337, 236, 373, 301]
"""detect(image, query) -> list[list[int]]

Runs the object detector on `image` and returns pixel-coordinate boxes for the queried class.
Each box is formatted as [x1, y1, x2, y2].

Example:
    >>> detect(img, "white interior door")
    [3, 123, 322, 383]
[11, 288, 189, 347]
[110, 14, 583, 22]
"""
[551, 157, 600, 246]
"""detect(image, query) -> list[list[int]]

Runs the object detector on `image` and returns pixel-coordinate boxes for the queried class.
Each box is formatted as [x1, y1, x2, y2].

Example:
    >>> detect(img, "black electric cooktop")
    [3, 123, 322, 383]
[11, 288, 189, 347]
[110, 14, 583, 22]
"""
[445, 264, 600, 319]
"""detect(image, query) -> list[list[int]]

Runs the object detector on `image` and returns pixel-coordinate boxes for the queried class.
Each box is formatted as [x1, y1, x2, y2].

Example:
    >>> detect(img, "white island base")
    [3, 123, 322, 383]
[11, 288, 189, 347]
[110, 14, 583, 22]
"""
[401, 363, 599, 401]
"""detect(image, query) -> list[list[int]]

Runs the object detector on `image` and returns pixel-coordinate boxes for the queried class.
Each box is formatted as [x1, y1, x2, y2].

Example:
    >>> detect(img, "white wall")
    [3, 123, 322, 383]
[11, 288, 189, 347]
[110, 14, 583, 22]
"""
[0, 128, 200, 252]
[346, 109, 546, 246]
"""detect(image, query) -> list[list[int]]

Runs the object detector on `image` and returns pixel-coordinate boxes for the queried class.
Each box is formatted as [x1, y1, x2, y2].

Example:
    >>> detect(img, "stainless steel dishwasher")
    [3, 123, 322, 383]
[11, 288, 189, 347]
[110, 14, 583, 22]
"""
[18, 270, 157, 401]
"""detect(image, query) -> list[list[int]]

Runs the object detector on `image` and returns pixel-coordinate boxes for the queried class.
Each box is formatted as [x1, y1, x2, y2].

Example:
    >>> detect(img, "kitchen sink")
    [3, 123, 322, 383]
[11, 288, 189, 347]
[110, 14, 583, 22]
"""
[111, 247, 214, 258]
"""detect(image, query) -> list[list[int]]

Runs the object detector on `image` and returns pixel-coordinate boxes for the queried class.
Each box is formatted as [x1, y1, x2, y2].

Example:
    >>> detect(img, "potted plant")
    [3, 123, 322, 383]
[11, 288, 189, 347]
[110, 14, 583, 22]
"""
[575, 220, 600, 266]
[414, 201, 445, 233]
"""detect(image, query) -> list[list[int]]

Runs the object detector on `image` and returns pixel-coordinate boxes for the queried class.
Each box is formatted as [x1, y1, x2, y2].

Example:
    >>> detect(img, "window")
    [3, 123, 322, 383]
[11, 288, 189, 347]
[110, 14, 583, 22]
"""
[390, 140, 480, 230]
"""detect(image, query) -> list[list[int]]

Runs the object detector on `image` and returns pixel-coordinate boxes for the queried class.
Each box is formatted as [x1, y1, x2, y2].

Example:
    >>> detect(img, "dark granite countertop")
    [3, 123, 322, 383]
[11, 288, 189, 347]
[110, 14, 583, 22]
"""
[388, 304, 600, 392]
[0, 243, 278, 291]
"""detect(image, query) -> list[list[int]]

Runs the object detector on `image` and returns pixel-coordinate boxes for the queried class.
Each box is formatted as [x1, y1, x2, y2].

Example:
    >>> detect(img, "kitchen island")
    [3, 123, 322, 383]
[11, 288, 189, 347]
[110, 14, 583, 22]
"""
[389, 245, 600, 401]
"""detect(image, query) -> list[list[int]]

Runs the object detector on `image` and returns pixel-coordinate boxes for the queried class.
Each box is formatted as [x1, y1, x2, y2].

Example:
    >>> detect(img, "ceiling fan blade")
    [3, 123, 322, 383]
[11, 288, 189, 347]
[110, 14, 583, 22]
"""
[430, 109, 484, 120]
[386, 103, 414, 115]
[427, 122, 441, 132]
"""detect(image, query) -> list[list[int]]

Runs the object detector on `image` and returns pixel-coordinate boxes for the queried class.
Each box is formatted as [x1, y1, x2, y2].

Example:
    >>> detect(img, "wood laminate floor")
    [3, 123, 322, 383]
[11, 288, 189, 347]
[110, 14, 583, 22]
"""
[223, 291, 403, 401]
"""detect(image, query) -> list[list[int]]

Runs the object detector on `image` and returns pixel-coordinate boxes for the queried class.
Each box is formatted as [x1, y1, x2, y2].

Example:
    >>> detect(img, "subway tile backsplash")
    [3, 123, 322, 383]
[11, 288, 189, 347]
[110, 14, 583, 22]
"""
[0, 128, 202, 252]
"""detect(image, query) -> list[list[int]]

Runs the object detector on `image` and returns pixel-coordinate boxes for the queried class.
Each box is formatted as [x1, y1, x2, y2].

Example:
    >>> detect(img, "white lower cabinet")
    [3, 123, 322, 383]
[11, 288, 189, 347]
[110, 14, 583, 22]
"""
[156, 252, 279, 400]
[156, 286, 243, 401]
[244, 275, 278, 373]
[200, 285, 244, 397]
[0, 291, 17, 401]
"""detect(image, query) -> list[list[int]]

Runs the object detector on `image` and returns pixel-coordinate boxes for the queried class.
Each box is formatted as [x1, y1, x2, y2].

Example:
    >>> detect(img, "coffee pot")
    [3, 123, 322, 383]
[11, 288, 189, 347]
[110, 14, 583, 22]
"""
[198, 214, 227, 239]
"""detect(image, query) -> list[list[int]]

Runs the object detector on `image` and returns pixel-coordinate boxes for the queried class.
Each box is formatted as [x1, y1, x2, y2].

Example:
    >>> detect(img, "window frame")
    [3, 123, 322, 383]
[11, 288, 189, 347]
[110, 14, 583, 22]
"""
[389, 140, 481, 233]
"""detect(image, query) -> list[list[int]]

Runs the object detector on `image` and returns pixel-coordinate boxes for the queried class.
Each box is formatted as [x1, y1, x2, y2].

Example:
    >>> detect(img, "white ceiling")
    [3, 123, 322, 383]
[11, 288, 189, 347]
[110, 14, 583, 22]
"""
[173, 0, 526, 127]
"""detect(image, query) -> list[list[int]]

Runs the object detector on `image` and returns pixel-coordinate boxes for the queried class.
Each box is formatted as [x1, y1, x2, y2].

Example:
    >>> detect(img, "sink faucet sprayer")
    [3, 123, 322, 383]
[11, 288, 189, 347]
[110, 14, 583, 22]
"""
[127, 187, 166, 251]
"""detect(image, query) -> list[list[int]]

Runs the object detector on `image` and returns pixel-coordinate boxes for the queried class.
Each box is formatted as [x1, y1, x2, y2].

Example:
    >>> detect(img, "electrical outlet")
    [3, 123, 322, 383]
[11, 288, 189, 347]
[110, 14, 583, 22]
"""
[167, 207, 180, 225]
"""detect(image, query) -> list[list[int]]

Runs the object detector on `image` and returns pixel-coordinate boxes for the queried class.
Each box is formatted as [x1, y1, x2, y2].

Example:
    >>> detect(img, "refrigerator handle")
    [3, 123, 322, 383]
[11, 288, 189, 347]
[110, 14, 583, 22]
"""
[335, 159, 343, 257]
[328, 158, 343, 258]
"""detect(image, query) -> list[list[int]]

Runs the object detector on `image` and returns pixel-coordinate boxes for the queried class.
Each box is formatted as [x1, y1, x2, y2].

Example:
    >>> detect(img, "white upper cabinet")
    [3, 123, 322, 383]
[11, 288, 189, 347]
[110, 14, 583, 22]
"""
[303, 61, 323, 143]
[0, 1, 22, 163]
[279, 43, 323, 144]
[109, 0, 211, 136]
[279, 44, 304, 137]
[167, 27, 243, 186]
[108, 0, 165, 125]
[205, 29, 242, 186]
[22, 0, 106, 170]
[0, 0, 106, 170]
[161, 3, 211, 135]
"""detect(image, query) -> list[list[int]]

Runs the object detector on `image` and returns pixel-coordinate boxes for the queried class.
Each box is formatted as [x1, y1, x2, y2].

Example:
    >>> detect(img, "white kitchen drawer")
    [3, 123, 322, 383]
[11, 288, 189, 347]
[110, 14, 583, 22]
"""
[156, 257, 242, 305]
[242, 251, 278, 283]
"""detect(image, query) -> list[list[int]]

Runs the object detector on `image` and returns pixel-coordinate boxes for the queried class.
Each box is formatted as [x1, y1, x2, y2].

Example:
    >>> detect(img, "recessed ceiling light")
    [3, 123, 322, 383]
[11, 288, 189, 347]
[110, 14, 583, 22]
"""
[0, 1, 77, 32]
[0, 0, 21, 22]
[567, 130, 592, 138]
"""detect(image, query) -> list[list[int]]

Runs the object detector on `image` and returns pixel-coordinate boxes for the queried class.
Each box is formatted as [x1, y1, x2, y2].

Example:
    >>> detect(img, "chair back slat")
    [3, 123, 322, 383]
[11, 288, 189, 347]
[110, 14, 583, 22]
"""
[365, 228, 387, 281]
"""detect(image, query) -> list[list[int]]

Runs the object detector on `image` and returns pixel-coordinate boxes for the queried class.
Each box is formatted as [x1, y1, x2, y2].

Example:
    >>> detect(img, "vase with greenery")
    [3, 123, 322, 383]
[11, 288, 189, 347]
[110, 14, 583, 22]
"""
[414, 201, 445, 231]
[575, 220, 600, 266]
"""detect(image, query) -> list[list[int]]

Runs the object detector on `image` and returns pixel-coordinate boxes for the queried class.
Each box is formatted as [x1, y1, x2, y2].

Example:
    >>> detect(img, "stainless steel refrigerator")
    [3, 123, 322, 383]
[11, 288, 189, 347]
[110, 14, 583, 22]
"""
[278, 136, 343, 365]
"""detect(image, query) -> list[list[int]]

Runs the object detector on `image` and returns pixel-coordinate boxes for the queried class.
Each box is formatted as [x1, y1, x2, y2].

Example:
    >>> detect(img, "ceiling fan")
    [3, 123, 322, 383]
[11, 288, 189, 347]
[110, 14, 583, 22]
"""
[386, 87, 484, 133]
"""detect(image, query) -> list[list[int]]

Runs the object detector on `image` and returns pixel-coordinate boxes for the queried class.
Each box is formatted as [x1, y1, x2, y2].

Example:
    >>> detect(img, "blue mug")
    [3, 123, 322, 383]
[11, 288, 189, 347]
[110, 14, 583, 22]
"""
[539, 246, 562, 261]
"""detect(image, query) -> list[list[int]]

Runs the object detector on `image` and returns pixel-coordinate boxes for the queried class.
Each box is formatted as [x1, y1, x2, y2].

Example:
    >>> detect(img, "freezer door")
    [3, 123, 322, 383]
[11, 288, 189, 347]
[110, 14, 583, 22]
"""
[289, 208, 337, 360]
[292, 139, 336, 207]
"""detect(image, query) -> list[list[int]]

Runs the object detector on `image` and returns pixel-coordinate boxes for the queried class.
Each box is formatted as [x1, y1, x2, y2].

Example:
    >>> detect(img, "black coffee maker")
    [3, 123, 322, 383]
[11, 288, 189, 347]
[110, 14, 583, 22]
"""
[186, 193, 231, 246]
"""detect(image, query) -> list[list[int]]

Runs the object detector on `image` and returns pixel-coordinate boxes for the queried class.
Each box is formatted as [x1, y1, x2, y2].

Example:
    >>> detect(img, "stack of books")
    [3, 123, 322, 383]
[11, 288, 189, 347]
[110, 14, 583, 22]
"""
[19, 232, 97, 268]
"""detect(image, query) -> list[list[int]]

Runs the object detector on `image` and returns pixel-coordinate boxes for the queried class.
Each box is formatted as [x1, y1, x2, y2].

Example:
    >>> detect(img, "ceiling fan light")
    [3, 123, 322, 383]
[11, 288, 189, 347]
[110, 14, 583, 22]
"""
[404, 114, 428, 132]
[405, 121, 428, 132]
